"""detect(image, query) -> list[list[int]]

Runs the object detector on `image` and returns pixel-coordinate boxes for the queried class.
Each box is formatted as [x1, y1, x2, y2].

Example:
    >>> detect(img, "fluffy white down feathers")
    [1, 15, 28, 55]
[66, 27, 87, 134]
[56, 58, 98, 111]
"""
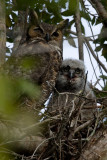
[48, 59, 96, 121]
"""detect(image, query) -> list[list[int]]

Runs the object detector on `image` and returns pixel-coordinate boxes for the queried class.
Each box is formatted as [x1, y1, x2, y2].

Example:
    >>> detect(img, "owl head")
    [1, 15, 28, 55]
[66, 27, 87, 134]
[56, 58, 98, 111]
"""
[55, 59, 86, 92]
[27, 10, 69, 49]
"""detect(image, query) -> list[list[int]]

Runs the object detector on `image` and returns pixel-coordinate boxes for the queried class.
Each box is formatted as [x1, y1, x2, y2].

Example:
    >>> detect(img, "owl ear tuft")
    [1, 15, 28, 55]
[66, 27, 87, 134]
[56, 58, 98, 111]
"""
[57, 19, 69, 30]
[30, 9, 40, 26]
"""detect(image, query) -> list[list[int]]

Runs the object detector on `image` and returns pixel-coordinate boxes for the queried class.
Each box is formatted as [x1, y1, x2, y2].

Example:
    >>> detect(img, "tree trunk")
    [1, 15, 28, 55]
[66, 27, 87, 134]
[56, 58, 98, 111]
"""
[0, 0, 6, 65]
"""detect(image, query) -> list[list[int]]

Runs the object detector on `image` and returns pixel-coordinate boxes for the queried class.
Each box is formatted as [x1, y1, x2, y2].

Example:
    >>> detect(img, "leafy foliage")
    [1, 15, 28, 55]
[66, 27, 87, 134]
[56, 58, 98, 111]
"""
[1, 0, 107, 158]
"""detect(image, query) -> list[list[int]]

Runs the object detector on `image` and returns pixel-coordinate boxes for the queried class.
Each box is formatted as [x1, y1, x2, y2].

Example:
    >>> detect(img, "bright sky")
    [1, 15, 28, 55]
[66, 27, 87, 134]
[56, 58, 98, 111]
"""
[63, 1, 107, 89]
[63, 23, 107, 89]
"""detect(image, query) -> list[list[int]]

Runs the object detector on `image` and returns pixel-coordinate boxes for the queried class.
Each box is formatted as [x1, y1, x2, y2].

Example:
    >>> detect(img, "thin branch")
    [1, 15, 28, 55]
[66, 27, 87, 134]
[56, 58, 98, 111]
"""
[85, 2, 106, 85]
[31, 137, 53, 159]
[89, 0, 107, 26]
[66, 29, 99, 38]
[84, 37, 107, 73]
[87, 111, 100, 141]
[84, 42, 98, 80]
[75, 0, 84, 61]
[74, 119, 94, 134]
[23, 115, 61, 131]
[65, 29, 107, 73]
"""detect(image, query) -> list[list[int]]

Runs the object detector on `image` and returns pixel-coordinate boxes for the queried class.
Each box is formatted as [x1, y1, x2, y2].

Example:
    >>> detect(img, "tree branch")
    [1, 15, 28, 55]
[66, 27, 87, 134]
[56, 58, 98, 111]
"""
[89, 0, 107, 27]
[65, 29, 107, 73]
[0, 0, 6, 65]
[84, 37, 107, 73]
[75, 0, 84, 61]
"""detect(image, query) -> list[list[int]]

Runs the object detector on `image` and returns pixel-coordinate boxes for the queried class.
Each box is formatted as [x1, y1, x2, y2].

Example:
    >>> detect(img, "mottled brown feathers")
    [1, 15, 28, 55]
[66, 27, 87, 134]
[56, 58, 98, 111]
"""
[5, 11, 68, 109]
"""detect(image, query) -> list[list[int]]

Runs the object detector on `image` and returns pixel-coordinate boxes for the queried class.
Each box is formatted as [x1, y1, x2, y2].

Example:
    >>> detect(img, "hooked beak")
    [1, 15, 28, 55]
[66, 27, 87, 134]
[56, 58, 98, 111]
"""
[68, 70, 75, 79]
[45, 33, 50, 42]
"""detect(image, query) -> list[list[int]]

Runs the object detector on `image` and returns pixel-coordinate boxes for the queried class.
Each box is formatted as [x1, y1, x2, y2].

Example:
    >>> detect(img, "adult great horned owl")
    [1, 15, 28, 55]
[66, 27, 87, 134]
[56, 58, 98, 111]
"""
[4, 11, 69, 109]
[48, 59, 96, 121]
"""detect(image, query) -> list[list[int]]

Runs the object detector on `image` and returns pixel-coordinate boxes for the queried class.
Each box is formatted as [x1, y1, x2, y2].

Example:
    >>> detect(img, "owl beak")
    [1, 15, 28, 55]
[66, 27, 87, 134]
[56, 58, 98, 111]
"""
[45, 33, 50, 42]
[69, 70, 75, 79]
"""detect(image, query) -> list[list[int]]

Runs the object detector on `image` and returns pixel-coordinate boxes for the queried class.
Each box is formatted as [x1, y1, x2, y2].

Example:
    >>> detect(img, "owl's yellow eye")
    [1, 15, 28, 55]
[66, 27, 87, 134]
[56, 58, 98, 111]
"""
[75, 68, 81, 74]
[34, 27, 43, 33]
[33, 27, 39, 30]
[52, 31, 59, 37]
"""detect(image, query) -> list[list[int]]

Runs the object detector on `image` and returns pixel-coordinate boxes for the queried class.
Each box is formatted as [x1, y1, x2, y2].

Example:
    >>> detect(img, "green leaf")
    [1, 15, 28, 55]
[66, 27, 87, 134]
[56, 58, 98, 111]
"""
[81, 22, 85, 34]
[80, 11, 91, 22]
[95, 17, 102, 25]
[95, 46, 102, 52]
[0, 76, 18, 114]
[15, 0, 36, 10]
[61, 10, 72, 16]
[92, 16, 96, 25]
[7, 37, 13, 43]
[20, 56, 40, 70]
[69, 19, 75, 26]
[100, 75, 107, 80]
[18, 79, 41, 99]
[69, 0, 77, 15]
[46, 1, 61, 19]
[58, 0, 68, 9]
[6, 15, 12, 27]
[102, 44, 107, 61]
[11, 11, 18, 23]
[67, 36, 77, 48]
[0, 74, 41, 115]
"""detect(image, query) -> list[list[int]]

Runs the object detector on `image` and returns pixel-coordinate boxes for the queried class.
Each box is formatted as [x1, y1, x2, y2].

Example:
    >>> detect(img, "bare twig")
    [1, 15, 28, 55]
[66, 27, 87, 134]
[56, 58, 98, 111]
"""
[84, 42, 98, 80]
[65, 29, 107, 73]
[84, 37, 107, 73]
[74, 119, 94, 134]
[87, 112, 99, 141]
[31, 137, 53, 159]
[23, 115, 61, 131]
[65, 29, 99, 38]
[89, 0, 107, 26]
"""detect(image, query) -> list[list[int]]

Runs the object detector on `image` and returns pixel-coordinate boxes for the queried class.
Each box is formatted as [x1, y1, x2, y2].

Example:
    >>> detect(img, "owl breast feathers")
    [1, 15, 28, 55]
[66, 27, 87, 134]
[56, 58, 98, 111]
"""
[48, 59, 96, 121]
[3, 11, 69, 108]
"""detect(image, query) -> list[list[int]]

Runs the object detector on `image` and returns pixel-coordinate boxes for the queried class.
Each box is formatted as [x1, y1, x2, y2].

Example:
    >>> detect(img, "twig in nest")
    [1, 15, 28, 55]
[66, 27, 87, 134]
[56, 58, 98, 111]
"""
[30, 137, 53, 159]
[74, 119, 94, 134]
[87, 111, 100, 141]
[23, 115, 61, 131]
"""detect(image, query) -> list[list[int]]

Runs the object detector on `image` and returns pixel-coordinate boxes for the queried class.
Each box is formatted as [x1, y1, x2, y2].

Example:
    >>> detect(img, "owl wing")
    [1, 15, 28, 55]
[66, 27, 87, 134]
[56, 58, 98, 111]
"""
[4, 40, 62, 109]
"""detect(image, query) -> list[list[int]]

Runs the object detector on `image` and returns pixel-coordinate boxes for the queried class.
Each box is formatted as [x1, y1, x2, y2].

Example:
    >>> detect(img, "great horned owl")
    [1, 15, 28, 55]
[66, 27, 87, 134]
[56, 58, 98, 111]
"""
[48, 59, 96, 121]
[3, 11, 69, 109]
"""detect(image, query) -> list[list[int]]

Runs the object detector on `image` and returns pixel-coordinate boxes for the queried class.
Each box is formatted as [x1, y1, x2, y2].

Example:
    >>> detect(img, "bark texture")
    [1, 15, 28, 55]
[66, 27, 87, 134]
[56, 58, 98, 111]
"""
[89, 0, 107, 26]
[79, 127, 107, 160]
[0, 0, 6, 65]
[75, 0, 84, 61]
